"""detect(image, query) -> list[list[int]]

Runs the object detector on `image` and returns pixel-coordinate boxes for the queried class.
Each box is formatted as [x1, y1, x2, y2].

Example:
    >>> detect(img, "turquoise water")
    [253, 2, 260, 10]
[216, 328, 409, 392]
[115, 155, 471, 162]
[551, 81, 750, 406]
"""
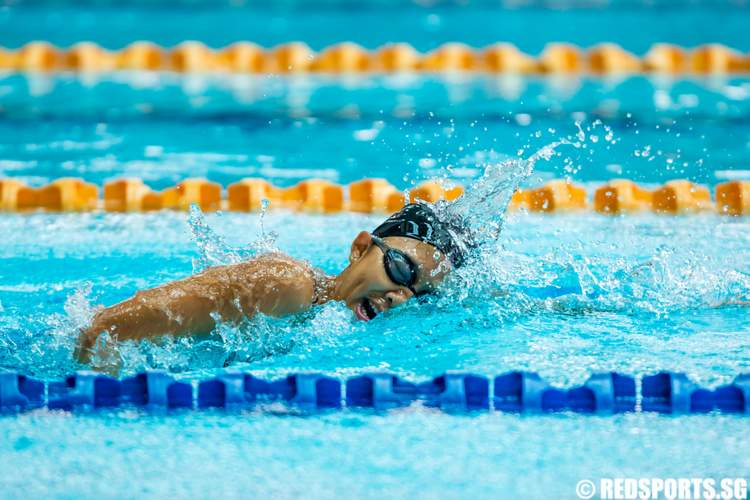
[2, 0, 750, 497]
[2, 210, 750, 381]
[1, 73, 750, 499]
[1, 412, 749, 498]
[2, 1, 750, 52]
[1, 209, 750, 497]
[2, 74, 750, 188]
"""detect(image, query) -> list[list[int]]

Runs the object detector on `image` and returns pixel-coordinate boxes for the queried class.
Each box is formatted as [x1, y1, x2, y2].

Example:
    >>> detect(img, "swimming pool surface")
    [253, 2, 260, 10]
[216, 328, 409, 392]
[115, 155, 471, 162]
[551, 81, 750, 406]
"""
[2, 0, 750, 497]
[2, 74, 750, 189]
[3, 0, 750, 53]
[1, 208, 749, 497]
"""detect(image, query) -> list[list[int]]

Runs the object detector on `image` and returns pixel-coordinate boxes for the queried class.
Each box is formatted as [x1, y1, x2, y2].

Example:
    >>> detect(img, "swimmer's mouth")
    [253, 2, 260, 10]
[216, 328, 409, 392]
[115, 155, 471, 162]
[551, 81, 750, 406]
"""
[355, 298, 379, 321]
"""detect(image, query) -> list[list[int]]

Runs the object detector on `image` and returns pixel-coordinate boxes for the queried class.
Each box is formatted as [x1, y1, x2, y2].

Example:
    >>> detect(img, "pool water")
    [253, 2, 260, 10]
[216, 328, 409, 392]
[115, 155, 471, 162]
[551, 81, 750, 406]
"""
[2, 411, 749, 498]
[2, 0, 750, 497]
[2, 1, 750, 53]
[2, 74, 750, 189]
[1, 207, 749, 497]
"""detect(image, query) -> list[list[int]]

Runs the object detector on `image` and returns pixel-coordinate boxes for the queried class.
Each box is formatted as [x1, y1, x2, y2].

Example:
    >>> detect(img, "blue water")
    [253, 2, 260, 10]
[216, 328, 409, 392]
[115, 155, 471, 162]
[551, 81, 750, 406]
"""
[1, 209, 750, 497]
[2, 74, 750, 189]
[2, 411, 749, 498]
[2, 0, 750, 497]
[1, 75, 750, 499]
[2, 2, 750, 52]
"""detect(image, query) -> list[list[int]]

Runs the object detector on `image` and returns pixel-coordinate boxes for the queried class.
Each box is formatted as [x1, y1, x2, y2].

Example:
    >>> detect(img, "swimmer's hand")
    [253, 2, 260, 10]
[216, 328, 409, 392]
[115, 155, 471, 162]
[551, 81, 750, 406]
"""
[75, 254, 317, 369]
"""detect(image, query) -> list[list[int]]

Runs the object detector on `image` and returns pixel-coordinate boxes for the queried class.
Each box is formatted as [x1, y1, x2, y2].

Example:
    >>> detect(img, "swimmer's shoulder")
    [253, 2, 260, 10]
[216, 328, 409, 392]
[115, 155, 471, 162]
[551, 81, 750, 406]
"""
[241, 252, 318, 315]
[201, 252, 316, 293]
[245, 251, 312, 273]
[231, 252, 316, 290]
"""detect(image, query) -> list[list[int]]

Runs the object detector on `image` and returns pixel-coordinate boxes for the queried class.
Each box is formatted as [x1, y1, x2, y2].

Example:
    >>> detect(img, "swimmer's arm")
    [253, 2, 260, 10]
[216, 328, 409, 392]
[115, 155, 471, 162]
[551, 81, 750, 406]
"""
[715, 299, 750, 308]
[75, 257, 314, 365]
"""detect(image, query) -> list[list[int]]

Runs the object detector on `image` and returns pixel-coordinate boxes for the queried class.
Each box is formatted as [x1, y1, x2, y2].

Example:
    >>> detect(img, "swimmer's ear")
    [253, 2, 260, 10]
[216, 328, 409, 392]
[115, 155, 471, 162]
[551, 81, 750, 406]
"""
[349, 231, 372, 263]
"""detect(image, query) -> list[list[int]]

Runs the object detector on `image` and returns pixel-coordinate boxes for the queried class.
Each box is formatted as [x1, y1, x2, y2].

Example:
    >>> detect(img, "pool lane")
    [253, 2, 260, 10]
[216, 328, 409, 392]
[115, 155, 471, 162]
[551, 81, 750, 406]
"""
[2, 3, 750, 53]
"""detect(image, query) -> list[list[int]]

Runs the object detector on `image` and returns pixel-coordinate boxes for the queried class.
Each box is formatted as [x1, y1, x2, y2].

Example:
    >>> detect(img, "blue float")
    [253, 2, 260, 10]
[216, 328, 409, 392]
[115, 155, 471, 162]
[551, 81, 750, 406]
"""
[1, 369, 749, 416]
[47, 371, 121, 410]
[642, 372, 713, 413]
[494, 372, 564, 412]
[567, 373, 636, 413]
[121, 371, 193, 409]
[0, 372, 44, 412]
[198, 373, 249, 408]
[418, 373, 489, 410]
[248, 373, 341, 408]
[713, 374, 750, 413]
[346, 373, 418, 408]
[198, 373, 341, 408]
[287, 374, 341, 408]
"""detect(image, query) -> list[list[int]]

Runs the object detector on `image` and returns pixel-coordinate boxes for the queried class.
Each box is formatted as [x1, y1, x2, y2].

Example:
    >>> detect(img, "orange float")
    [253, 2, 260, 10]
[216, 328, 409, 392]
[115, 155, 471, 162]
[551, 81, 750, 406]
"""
[139, 191, 163, 211]
[0, 48, 17, 69]
[419, 43, 477, 72]
[690, 44, 745, 74]
[387, 191, 406, 213]
[16, 187, 40, 211]
[117, 41, 164, 71]
[349, 178, 398, 213]
[169, 41, 217, 72]
[36, 178, 98, 211]
[265, 42, 313, 73]
[228, 178, 274, 211]
[409, 180, 464, 203]
[160, 178, 222, 211]
[17, 42, 60, 72]
[715, 181, 750, 216]
[0, 179, 26, 210]
[311, 42, 370, 72]
[104, 179, 151, 212]
[373, 43, 420, 72]
[294, 179, 344, 212]
[507, 189, 530, 211]
[322, 184, 345, 213]
[482, 43, 535, 73]
[587, 44, 641, 74]
[643, 44, 686, 73]
[64, 42, 115, 71]
[594, 180, 653, 214]
[218, 42, 265, 73]
[528, 180, 587, 212]
[652, 180, 711, 214]
[537, 43, 581, 73]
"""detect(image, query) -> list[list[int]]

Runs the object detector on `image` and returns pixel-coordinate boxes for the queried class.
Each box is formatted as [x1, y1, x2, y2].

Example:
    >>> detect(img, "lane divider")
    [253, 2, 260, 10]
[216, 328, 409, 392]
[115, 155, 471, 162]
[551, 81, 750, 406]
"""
[1, 177, 749, 215]
[1, 42, 748, 74]
[1, 370, 748, 414]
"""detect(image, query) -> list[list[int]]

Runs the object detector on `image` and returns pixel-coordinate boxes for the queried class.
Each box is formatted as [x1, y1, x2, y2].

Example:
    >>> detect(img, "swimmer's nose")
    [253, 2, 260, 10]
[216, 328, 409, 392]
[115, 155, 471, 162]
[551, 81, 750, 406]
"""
[384, 289, 410, 309]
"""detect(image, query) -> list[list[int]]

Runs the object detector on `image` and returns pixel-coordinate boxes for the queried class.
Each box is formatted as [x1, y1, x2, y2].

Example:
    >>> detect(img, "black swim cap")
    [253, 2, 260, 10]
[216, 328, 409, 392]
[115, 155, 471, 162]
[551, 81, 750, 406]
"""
[372, 203, 470, 268]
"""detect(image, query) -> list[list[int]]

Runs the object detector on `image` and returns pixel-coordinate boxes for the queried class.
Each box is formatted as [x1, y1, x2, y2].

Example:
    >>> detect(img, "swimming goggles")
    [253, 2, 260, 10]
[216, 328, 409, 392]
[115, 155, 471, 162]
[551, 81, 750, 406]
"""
[370, 235, 428, 297]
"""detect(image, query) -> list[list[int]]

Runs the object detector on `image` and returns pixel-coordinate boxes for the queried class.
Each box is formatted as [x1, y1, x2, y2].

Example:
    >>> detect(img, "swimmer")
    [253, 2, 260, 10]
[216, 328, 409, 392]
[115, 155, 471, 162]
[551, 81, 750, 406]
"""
[75, 203, 471, 367]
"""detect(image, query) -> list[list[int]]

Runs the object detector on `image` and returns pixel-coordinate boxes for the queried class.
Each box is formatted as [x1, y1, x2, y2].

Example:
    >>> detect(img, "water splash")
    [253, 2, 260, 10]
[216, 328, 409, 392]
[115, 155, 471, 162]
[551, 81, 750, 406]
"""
[188, 204, 243, 272]
[433, 123, 595, 258]
[248, 198, 279, 256]
[188, 202, 278, 273]
[440, 157, 533, 249]
[0, 285, 98, 377]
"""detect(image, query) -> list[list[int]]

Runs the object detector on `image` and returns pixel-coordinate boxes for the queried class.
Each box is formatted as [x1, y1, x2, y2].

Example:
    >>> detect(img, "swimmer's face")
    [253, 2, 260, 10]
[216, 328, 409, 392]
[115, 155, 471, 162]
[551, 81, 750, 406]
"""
[335, 231, 451, 321]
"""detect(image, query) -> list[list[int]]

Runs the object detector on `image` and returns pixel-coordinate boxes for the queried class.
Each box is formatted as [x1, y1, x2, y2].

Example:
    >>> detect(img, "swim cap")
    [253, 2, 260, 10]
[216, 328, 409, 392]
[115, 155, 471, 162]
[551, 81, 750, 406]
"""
[372, 203, 471, 268]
